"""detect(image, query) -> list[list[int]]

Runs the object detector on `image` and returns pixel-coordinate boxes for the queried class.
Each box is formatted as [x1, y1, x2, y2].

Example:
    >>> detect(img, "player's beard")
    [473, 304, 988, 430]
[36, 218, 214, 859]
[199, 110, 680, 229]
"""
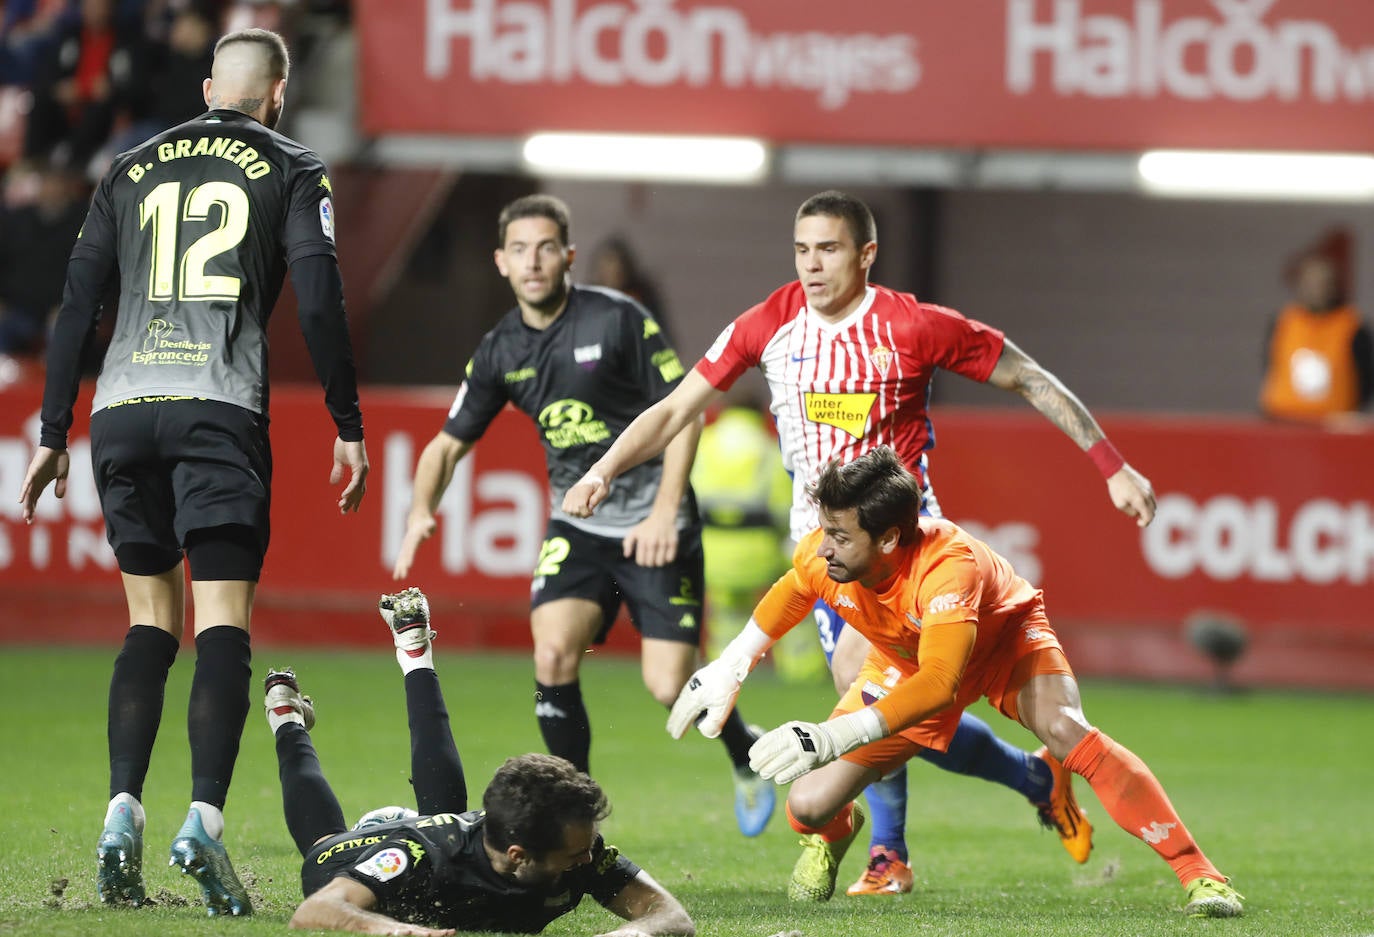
[825, 561, 857, 583]
[263, 97, 284, 130]
[520, 276, 569, 316]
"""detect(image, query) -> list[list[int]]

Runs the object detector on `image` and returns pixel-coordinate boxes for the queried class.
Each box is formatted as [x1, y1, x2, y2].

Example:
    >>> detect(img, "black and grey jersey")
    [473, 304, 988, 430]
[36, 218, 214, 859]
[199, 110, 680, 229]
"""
[76, 109, 339, 415]
[443, 285, 698, 535]
[329, 811, 639, 933]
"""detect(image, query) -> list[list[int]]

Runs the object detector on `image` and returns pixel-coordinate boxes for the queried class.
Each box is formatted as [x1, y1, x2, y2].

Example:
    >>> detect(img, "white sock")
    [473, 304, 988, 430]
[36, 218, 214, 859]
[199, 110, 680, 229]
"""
[396, 645, 435, 675]
[268, 702, 306, 734]
[190, 801, 224, 841]
[105, 793, 145, 833]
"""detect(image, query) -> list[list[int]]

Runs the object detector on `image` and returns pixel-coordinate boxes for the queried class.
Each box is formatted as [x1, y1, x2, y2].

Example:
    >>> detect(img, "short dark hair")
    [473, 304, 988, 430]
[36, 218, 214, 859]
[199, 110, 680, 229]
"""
[482, 754, 609, 857]
[214, 28, 290, 81]
[498, 194, 571, 248]
[796, 190, 876, 247]
[808, 447, 921, 545]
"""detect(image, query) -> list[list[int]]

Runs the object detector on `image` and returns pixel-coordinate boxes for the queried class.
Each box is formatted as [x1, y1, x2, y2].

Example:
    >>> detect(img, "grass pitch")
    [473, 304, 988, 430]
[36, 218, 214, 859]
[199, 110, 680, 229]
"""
[1, 644, 1371, 936]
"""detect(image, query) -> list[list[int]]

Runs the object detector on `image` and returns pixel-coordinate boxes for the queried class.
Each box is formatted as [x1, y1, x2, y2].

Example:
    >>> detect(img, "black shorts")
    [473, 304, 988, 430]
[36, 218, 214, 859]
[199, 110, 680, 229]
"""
[90, 398, 272, 564]
[531, 519, 704, 645]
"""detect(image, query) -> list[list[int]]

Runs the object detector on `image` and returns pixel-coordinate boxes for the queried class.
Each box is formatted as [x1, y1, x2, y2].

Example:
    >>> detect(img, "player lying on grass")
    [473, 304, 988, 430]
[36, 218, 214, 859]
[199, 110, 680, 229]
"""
[264, 588, 694, 936]
[668, 447, 1243, 918]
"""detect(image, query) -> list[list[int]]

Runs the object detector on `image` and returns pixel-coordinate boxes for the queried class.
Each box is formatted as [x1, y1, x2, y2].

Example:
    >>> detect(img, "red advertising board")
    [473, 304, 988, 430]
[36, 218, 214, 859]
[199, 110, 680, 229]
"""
[358, 0, 1374, 152]
[2, 381, 1371, 689]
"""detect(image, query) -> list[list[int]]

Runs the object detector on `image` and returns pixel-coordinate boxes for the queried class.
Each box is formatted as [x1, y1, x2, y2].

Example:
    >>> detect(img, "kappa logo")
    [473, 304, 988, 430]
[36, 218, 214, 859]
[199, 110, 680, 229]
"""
[1024, 626, 1047, 641]
[926, 592, 965, 615]
[534, 701, 569, 720]
[1140, 820, 1178, 845]
[834, 594, 858, 610]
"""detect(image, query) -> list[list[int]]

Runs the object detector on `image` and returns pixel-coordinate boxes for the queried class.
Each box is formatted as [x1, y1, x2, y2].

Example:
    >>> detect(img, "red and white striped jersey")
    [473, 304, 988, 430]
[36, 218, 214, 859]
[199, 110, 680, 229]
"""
[696, 282, 1004, 539]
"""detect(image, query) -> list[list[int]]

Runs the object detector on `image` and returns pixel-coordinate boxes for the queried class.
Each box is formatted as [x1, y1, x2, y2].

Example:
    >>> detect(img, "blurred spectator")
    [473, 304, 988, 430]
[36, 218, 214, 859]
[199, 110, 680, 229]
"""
[23, 0, 146, 172]
[588, 234, 672, 341]
[0, 0, 68, 85]
[0, 160, 87, 354]
[107, 1, 216, 152]
[1259, 229, 1374, 425]
[691, 394, 826, 683]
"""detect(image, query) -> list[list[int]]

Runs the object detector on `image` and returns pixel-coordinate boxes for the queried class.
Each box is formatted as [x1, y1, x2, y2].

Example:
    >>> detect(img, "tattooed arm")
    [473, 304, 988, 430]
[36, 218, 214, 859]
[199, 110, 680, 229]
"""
[985, 338, 1156, 527]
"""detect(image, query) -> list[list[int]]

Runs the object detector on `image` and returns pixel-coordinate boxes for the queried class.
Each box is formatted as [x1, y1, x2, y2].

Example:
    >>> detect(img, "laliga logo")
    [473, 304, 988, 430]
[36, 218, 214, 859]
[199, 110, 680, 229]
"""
[1008, 0, 1374, 103]
[1142, 493, 1374, 585]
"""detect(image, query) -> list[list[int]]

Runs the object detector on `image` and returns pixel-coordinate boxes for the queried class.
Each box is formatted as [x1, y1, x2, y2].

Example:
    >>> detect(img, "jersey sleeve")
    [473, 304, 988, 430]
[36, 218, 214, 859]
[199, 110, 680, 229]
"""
[751, 567, 820, 641]
[695, 301, 768, 391]
[916, 303, 1005, 382]
[619, 298, 685, 404]
[40, 175, 120, 449]
[440, 342, 509, 443]
[283, 150, 337, 266]
[581, 836, 642, 907]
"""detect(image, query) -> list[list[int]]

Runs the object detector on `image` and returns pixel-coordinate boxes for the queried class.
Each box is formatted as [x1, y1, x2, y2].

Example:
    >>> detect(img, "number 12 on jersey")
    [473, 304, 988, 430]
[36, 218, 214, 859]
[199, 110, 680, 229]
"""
[139, 180, 249, 302]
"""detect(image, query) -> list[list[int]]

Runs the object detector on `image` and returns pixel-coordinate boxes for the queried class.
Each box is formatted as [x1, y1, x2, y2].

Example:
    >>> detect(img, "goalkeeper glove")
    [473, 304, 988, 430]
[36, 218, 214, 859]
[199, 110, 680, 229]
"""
[748, 708, 886, 784]
[667, 621, 773, 739]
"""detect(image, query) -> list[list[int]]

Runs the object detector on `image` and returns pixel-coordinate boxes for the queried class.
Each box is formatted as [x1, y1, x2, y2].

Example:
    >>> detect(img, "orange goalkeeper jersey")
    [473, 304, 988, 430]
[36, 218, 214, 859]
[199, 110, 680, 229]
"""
[755, 517, 1043, 733]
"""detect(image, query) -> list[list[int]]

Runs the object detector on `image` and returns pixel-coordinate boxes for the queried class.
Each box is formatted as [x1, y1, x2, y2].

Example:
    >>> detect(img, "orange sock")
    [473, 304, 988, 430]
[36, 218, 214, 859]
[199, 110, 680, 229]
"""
[786, 800, 854, 842]
[1064, 728, 1221, 887]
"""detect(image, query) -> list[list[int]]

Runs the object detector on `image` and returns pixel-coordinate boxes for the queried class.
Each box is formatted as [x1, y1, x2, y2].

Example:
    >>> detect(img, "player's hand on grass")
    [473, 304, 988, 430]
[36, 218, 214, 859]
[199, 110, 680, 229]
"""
[392, 513, 437, 580]
[333, 437, 370, 514]
[623, 510, 678, 567]
[562, 472, 608, 517]
[1107, 462, 1155, 527]
[667, 656, 748, 740]
[18, 446, 69, 523]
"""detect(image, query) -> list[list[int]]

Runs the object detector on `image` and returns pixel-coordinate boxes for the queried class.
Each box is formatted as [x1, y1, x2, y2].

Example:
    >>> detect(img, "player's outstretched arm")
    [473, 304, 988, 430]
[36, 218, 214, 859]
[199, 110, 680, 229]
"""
[598, 871, 695, 937]
[333, 437, 370, 514]
[290, 877, 455, 935]
[392, 432, 473, 580]
[622, 410, 703, 567]
[565, 370, 721, 518]
[986, 337, 1156, 526]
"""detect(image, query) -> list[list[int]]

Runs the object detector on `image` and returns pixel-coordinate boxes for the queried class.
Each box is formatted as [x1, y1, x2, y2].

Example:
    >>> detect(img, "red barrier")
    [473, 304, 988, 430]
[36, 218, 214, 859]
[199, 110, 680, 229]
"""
[358, 0, 1374, 152]
[3, 381, 1371, 689]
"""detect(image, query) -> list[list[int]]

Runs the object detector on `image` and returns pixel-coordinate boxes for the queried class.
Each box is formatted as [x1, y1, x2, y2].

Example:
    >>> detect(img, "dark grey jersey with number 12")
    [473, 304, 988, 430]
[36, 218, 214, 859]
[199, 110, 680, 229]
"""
[443, 285, 699, 536]
[78, 109, 337, 415]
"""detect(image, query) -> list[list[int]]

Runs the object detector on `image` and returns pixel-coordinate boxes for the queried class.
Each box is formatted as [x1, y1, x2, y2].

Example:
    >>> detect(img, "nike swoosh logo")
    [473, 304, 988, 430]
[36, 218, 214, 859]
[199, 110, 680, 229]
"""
[790, 353, 817, 362]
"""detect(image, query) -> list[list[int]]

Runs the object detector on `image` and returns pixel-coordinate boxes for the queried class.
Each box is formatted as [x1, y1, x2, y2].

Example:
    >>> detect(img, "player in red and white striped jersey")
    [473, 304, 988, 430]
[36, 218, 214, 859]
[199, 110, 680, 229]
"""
[564, 191, 1154, 897]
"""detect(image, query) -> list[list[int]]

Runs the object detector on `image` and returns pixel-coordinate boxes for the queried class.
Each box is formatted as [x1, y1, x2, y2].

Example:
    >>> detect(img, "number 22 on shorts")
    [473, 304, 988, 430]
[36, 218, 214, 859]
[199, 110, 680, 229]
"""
[534, 537, 571, 578]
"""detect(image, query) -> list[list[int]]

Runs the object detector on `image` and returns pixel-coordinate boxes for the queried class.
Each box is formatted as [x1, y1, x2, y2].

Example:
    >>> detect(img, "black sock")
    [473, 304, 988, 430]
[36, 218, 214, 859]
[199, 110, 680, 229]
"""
[108, 625, 180, 800]
[534, 680, 591, 773]
[274, 723, 346, 855]
[406, 669, 467, 815]
[187, 625, 251, 808]
[718, 708, 759, 769]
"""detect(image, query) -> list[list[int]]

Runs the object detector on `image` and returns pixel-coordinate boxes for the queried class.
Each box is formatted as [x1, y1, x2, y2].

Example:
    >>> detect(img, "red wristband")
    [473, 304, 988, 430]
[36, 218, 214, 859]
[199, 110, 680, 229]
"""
[1087, 439, 1125, 478]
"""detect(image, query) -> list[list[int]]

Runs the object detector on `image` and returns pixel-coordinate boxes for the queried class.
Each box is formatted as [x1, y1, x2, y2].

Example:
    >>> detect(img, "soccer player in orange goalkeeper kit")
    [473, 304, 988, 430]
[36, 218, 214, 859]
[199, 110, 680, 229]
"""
[667, 446, 1243, 918]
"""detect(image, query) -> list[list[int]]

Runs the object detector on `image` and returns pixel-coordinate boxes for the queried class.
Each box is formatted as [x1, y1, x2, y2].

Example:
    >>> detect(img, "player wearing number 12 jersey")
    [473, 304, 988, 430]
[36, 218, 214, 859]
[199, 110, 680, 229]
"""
[19, 29, 369, 915]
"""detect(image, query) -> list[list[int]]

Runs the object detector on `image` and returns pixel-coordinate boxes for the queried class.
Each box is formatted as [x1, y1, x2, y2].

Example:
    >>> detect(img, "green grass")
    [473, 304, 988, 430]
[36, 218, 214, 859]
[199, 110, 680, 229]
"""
[2, 646, 1372, 936]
